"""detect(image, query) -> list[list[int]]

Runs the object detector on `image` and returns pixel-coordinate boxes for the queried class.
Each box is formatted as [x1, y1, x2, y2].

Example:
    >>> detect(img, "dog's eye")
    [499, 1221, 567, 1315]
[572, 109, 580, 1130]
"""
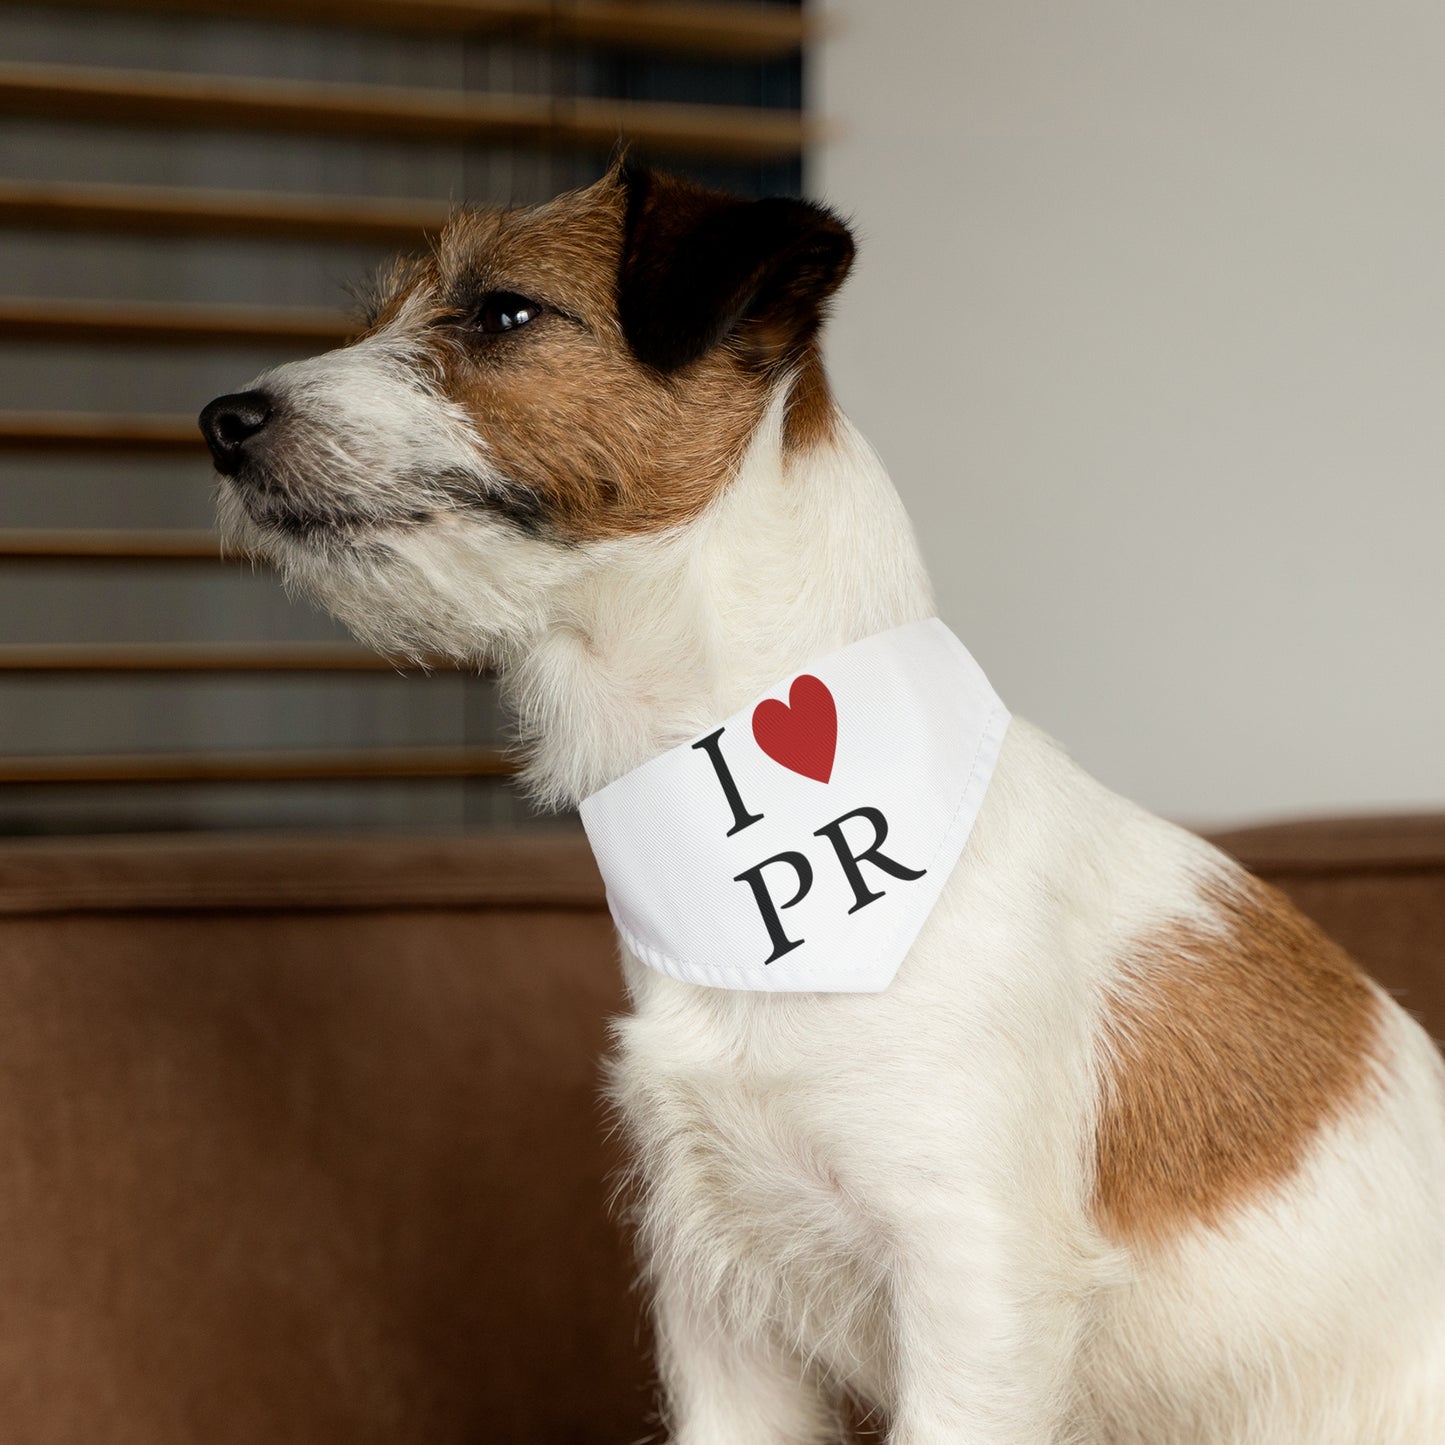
[473, 291, 543, 334]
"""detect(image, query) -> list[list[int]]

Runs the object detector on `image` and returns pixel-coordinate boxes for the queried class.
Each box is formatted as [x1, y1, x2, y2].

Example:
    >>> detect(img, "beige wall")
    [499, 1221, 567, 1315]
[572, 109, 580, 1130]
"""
[813, 1, 1445, 827]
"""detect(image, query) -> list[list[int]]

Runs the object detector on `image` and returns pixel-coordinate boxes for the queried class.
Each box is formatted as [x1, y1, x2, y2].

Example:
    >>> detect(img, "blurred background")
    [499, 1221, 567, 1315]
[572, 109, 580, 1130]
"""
[1, 0, 1440, 837]
[0, 0, 802, 835]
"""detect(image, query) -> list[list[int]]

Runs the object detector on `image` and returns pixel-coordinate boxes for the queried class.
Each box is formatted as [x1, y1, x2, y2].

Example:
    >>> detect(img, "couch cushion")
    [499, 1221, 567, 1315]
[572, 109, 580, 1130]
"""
[0, 817, 1441, 1442]
[0, 829, 646, 1445]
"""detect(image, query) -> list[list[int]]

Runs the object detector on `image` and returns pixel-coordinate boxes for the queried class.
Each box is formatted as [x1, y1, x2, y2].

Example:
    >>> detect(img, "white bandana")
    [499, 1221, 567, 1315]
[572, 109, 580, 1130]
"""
[579, 619, 1010, 993]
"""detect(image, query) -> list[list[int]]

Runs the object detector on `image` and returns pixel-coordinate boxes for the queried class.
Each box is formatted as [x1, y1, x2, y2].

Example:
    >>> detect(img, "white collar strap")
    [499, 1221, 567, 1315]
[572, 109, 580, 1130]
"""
[579, 619, 1010, 993]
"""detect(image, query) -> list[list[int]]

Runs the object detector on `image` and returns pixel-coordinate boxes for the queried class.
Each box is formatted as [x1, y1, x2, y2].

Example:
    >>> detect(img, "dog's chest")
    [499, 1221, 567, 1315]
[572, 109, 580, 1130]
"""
[612, 978, 892, 1387]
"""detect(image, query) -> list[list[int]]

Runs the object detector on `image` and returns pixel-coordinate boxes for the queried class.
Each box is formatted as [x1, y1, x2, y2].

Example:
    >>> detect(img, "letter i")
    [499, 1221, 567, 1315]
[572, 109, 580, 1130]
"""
[691, 727, 763, 836]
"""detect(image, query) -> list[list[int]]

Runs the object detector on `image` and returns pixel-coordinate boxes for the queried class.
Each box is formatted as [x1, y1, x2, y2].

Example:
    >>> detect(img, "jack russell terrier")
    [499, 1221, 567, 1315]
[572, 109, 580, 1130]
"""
[200, 162, 1445, 1444]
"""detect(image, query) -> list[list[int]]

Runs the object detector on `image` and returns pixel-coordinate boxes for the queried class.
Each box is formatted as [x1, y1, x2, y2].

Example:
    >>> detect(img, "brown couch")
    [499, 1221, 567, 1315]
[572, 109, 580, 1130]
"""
[0, 817, 1441, 1443]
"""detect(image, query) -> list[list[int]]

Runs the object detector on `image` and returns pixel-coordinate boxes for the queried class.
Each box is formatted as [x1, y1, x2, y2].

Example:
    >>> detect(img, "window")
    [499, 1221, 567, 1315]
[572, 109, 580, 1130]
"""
[0, 0, 808, 834]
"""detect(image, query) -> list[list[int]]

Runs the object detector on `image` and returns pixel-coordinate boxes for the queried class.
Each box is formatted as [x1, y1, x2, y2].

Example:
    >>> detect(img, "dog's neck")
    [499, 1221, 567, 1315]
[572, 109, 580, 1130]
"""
[505, 391, 936, 808]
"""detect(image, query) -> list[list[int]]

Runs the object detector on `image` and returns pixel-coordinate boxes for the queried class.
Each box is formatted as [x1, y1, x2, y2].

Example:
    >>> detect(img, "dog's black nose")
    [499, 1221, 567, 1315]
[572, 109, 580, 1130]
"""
[199, 390, 273, 475]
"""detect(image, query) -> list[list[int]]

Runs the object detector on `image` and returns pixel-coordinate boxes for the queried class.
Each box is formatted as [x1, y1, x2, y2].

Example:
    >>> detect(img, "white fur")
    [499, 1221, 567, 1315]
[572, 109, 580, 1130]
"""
[220, 343, 1445, 1443]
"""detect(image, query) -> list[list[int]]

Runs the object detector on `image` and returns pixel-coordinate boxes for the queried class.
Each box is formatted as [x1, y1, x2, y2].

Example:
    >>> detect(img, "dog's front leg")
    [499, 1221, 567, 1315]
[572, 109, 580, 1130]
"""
[884, 1213, 1091, 1445]
[653, 1276, 841, 1445]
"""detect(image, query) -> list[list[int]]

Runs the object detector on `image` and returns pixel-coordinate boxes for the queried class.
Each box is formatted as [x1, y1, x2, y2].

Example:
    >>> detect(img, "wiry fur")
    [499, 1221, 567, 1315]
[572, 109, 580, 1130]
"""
[205, 168, 1445, 1443]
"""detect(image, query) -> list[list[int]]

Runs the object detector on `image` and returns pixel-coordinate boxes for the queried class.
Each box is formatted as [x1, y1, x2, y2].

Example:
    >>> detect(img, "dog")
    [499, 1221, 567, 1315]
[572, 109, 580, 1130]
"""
[200, 161, 1445, 1443]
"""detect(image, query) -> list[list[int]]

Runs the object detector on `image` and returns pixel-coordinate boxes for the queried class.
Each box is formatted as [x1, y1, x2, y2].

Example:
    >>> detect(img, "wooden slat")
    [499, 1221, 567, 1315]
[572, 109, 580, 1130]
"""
[0, 529, 226, 560]
[0, 0, 810, 58]
[0, 62, 812, 161]
[0, 179, 448, 245]
[0, 411, 202, 452]
[0, 744, 513, 783]
[534, 0, 810, 57]
[0, 643, 423, 672]
[0, 298, 352, 348]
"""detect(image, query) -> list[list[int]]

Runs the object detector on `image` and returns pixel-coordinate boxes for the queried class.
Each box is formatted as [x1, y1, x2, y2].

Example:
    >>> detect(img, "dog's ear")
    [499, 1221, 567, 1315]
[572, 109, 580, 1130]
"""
[617, 162, 855, 375]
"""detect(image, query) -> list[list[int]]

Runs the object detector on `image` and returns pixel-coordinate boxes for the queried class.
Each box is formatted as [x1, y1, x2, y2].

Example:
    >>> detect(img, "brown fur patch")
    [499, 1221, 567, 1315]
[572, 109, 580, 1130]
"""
[434, 182, 769, 541]
[1093, 872, 1382, 1248]
[782, 342, 839, 454]
[365, 170, 845, 542]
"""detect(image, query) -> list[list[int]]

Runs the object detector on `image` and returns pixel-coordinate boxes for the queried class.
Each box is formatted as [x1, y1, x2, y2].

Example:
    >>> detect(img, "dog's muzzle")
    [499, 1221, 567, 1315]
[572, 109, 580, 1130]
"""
[199, 390, 274, 476]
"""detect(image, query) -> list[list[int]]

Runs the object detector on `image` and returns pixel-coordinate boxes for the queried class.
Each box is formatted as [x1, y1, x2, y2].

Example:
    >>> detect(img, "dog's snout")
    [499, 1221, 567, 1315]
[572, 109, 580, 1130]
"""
[199, 390, 274, 475]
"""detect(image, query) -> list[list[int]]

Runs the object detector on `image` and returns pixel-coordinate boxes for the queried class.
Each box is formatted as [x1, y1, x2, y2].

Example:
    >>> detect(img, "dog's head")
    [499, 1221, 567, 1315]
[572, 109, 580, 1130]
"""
[200, 162, 855, 663]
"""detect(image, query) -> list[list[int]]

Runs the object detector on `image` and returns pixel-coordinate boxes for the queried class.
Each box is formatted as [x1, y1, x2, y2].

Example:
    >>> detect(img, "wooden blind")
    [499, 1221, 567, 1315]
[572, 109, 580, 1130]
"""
[0, 0, 808, 834]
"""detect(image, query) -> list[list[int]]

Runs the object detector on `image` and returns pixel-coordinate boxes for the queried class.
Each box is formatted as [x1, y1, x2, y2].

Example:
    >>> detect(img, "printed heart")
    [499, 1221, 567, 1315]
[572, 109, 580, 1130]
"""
[752, 674, 837, 783]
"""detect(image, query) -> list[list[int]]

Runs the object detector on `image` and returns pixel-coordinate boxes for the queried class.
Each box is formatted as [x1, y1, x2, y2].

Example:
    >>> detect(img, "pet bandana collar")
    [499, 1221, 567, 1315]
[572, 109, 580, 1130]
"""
[579, 618, 1010, 993]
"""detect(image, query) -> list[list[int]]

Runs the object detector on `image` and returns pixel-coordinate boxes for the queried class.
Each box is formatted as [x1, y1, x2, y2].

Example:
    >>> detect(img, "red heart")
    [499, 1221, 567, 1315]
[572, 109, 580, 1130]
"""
[752, 674, 837, 783]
